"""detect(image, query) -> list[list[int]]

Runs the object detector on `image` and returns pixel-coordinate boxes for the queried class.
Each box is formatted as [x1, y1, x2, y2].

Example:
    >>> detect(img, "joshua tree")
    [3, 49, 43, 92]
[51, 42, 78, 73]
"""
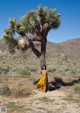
[3, 6, 61, 68]
[3, 6, 61, 74]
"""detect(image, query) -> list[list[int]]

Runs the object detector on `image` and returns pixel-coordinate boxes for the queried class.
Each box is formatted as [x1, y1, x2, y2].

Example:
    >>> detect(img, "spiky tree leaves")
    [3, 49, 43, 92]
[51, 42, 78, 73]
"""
[3, 6, 61, 67]
[3, 28, 18, 53]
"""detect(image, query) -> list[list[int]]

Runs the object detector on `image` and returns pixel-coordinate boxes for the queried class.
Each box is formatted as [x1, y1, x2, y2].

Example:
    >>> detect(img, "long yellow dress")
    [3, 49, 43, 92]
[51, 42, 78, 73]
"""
[36, 70, 47, 93]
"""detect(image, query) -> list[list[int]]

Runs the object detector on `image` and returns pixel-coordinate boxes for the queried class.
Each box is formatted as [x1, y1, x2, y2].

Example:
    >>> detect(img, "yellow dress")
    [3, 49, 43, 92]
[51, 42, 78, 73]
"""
[36, 70, 47, 93]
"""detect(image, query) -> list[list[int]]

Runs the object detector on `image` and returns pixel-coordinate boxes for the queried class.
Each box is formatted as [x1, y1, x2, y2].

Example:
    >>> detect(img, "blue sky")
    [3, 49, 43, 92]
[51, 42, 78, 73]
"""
[0, 0, 80, 43]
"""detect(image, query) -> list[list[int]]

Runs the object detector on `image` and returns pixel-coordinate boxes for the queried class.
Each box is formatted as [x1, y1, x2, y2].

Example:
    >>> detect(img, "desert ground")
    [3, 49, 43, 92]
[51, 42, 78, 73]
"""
[0, 39, 80, 113]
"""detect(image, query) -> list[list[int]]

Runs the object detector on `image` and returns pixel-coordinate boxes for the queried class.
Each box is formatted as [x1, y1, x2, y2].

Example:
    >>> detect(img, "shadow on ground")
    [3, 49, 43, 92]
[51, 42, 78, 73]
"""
[48, 77, 80, 91]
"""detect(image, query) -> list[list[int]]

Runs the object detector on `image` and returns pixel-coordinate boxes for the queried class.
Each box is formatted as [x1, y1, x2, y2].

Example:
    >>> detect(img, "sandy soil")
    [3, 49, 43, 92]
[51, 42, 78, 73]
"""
[0, 88, 80, 113]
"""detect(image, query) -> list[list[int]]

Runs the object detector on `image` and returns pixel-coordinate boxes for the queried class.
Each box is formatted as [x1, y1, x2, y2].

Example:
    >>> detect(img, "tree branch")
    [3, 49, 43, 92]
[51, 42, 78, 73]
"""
[34, 24, 41, 36]
[42, 23, 49, 37]
[29, 41, 41, 58]
[26, 34, 42, 42]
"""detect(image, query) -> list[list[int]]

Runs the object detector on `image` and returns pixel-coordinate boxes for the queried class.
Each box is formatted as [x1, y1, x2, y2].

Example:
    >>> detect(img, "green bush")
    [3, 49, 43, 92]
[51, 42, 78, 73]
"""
[74, 84, 80, 94]
[56, 66, 76, 75]
[5, 102, 24, 112]
[12, 67, 31, 76]
[12, 86, 32, 97]
[30, 67, 38, 72]
[77, 68, 80, 73]
[48, 67, 56, 72]
[18, 69, 31, 76]
[0, 66, 10, 75]
[0, 83, 11, 96]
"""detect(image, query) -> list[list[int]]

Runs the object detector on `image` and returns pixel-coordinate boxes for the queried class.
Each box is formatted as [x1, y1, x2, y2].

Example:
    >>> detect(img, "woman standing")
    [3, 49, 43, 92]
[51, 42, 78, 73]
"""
[36, 65, 48, 93]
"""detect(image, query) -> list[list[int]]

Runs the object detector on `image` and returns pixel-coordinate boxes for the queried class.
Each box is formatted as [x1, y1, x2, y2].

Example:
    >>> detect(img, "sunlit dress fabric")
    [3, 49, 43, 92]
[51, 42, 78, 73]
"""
[36, 70, 47, 93]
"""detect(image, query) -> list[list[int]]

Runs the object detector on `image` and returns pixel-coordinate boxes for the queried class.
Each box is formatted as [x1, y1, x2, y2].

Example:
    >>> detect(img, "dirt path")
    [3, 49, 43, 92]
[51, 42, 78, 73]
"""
[0, 89, 80, 113]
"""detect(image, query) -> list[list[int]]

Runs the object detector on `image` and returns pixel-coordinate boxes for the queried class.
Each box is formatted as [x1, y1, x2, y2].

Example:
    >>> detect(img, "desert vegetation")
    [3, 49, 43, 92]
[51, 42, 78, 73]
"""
[0, 40, 80, 113]
[0, 4, 80, 113]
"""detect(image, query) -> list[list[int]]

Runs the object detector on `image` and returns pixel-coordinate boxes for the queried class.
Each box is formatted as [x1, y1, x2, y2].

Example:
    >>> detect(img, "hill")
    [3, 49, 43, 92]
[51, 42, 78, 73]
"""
[0, 37, 80, 77]
[0, 38, 80, 58]
[46, 38, 80, 58]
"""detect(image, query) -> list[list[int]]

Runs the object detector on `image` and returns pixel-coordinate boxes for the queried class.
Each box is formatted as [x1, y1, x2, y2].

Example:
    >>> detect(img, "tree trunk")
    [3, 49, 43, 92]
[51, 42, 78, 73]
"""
[40, 36, 48, 92]
[40, 37, 47, 67]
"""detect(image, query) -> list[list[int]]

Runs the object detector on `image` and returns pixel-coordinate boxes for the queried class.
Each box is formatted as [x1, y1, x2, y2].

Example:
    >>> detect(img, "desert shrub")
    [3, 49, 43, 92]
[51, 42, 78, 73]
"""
[74, 84, 80, 94]
[12, 86, 32, 97]
[48, 67, 56, 72]
[0, 67, 3, 74]
[17, 68, 31, 76]
[5, 102, 24, 112]
[56, 66, 76, 75]
[0, 83, 11, 96]
[0, 66, 10, 75]
[64, 67, 70, 72]
[77, 68, 80, 73]
[29, 75, 37, 82]
[12, 66, 31, 76]
[30, 67, 38, 72]
[58, 66, 70, 72]
[56, 68, 63, 73]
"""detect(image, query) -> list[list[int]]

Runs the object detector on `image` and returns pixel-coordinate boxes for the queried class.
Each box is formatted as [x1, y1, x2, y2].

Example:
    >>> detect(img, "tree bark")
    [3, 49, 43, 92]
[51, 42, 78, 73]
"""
[40, 36, 47, 67]
[40, 36, 48, 92]
[29, 41, 41, 58]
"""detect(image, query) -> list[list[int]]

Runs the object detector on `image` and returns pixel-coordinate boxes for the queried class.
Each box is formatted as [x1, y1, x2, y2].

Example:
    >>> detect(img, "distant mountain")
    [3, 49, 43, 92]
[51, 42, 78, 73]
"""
[0, 38, 80, 58]
[46, 38, 80, 58]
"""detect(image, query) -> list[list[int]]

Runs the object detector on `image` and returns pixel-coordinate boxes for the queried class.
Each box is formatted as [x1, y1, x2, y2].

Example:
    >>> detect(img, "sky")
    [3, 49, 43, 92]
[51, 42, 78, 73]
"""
[0, 0, 80, 43]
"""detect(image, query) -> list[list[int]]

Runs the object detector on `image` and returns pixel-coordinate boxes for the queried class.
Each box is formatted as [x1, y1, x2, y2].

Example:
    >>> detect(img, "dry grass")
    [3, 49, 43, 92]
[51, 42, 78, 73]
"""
[0, 39, 80, 113]
[38, 96, 50, 103]
[62, 95, 80, 103]
[74, 83, 80, 94]
[4, 102, 24, 113]
[11, 86, 32, 97]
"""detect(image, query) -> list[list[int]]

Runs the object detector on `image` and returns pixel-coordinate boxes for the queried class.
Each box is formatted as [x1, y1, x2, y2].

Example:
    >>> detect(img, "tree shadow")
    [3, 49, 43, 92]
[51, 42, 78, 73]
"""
[48, 77, 80, 91]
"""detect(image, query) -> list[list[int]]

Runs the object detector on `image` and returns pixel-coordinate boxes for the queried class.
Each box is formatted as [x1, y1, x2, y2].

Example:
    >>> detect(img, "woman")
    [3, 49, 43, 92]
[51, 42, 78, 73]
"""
[36, 65, 48, 93]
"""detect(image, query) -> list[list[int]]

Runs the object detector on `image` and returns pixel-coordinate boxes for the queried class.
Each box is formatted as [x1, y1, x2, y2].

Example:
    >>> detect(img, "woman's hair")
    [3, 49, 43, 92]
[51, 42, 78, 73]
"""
[41, 65, 47, 70]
